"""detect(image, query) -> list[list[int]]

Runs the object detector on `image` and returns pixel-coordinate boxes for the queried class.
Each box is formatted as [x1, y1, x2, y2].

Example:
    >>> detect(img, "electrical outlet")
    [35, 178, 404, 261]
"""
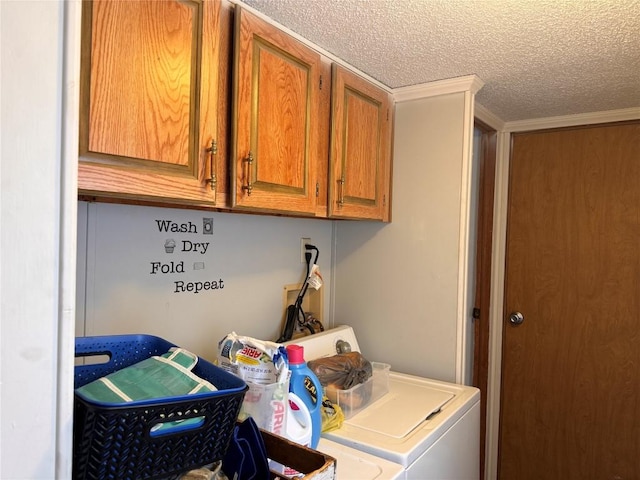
[300, 237, 311, 262]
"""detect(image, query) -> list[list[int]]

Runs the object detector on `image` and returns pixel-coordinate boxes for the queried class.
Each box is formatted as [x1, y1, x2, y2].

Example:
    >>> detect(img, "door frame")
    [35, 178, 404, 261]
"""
[471, 119, 497, 480]
[482, 106, 640, 480]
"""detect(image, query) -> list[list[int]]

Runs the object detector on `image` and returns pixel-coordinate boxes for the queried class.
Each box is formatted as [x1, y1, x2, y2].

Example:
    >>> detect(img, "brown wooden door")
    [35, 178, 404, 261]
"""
[232, 7, 320, 215]
[499, 122, 640, 479]
[329, 65, 392, 221]
[79, 0, 223, 206]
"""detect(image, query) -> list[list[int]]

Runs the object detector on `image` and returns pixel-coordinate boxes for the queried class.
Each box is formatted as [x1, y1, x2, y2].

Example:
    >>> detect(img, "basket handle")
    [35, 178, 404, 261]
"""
[148, 415, 206, 438]
[75, 335, 176, 376]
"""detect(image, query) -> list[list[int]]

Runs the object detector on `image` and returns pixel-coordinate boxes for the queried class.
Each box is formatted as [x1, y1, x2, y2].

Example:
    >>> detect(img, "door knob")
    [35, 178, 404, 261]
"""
[508, 311, 525, 326]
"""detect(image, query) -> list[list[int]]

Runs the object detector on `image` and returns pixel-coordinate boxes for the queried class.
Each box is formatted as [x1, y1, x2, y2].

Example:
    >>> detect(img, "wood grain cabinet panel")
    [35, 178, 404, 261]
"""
[329, 65, 392, 221]
[78, 0, 225, 207]
[231, 7, 320, 215]
[78, 1, 394, 221]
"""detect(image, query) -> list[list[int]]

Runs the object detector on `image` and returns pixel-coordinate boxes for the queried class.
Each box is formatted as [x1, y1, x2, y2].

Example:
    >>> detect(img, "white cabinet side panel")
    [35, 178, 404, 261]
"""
[334, 93, 466, 382]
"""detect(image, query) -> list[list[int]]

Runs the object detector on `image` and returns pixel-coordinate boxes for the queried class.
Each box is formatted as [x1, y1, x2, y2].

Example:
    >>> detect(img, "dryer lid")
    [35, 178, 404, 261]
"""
[317, 438, 403, 479]
[345, 376, 454, 438]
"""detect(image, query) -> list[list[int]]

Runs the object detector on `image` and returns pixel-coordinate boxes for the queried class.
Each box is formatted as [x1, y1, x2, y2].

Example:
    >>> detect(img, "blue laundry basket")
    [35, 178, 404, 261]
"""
[73, 334, 248, 480]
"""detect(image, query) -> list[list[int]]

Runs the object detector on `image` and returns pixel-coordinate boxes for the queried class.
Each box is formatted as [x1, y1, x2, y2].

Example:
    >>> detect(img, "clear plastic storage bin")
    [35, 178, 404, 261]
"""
[325, 362, 390, 419]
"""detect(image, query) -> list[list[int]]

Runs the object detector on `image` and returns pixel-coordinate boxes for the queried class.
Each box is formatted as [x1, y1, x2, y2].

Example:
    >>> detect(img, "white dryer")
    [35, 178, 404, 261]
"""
[289, 326, 480, 480]
[317, 438, 403, 480]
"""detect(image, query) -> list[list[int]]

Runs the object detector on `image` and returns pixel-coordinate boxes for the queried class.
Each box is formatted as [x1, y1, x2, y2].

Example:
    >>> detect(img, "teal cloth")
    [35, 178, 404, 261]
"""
[77, 348, 216, 404]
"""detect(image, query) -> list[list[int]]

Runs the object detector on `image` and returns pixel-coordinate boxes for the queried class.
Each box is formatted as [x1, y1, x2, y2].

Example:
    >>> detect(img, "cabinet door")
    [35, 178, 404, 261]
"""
[78, 0, 223, 206]
[329, 65, 392, 221]
[232, 8, 320, 214]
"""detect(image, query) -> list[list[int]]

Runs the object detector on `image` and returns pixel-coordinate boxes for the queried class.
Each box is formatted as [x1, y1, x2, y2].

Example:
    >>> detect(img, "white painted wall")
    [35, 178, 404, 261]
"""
[77, 202, 334, 361]
[333, 92, 477, 383]
[1, 1, 76, 478]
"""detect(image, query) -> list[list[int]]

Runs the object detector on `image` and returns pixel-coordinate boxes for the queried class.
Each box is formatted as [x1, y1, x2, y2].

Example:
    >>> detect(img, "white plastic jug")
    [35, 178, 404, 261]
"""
[286, 392, 313, 447]
[268, 392, 314, 477]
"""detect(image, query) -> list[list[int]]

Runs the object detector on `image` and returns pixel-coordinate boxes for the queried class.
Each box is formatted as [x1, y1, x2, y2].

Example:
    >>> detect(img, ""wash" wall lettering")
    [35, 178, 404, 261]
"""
[155, 219, 198, 233]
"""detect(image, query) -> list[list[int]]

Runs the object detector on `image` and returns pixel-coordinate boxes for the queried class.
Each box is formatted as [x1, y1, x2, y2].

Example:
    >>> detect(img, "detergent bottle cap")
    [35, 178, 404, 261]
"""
[286, 345, 305, 365]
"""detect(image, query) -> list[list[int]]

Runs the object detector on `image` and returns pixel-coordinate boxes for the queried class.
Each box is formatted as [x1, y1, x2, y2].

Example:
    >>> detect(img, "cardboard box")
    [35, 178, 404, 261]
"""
[262, 429, 336, 480]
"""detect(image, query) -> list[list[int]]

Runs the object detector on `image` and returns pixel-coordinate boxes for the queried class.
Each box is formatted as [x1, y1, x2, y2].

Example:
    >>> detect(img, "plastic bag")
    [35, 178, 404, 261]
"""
[217, 332, 288, 385]
[320, 395, 344, 432]
[307, 352, 372, 390]
[217, 332, 289, 436]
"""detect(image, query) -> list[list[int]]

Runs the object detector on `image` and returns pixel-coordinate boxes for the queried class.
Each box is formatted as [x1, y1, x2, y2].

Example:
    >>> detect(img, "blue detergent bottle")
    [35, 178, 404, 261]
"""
[286, 344, 323, 449]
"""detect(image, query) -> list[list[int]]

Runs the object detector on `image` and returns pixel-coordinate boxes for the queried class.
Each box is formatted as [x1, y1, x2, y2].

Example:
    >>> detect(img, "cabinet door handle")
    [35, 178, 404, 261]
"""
[242, 151, 254, 196]
[337, 175, 345, 207]
[205, 139, 217, 198]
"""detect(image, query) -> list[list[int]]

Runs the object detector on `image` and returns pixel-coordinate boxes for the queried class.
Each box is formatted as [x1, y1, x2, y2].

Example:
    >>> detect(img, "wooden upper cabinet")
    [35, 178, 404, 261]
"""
[231, 8, 321, 215]
[78, 0, 225, 207]
[329, 65, 393, 221]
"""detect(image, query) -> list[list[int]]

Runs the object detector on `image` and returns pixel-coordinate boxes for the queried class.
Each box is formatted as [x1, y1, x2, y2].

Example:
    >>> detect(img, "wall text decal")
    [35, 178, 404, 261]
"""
[150, 217, 225, 294]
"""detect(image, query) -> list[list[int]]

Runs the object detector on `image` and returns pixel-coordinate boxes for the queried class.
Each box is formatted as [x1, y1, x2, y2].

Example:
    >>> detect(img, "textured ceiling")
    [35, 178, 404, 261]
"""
[239, 0, 640, 122]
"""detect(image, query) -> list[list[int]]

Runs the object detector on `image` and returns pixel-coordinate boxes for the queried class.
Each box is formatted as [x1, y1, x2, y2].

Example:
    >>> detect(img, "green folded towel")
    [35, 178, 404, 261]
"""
[77, 347, 217, 404]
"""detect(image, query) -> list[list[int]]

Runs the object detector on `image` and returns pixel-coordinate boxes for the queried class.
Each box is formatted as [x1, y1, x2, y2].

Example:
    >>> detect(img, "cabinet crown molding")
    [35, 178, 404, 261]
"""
[393, 74, 484, 103]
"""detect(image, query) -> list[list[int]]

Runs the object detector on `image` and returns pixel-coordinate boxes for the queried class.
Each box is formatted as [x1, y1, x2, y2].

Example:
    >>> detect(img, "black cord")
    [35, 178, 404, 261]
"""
[305, 244, 319, 263]
[296, 246, 318, 305]
[277, 245, 320, 342]
[293, 253, 311, 325]
[294, 245, 319, 325]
